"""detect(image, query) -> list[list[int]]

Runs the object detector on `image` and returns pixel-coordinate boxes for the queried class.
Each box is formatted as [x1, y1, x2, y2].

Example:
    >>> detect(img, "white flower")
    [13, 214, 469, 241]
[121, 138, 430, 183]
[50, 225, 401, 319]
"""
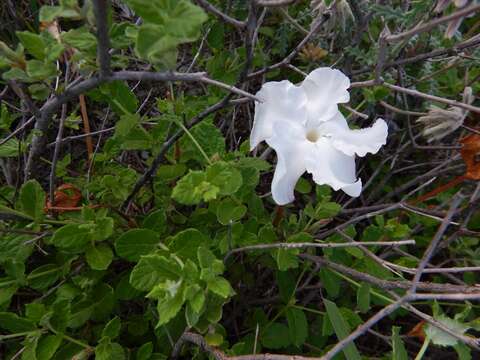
[250, 67, 388, 205]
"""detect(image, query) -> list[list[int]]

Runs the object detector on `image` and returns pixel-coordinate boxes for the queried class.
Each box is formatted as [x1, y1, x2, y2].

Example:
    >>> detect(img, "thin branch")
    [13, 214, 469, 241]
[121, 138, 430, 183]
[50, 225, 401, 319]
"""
[409, 193, 463, 294]
[92, 0, 112, 77]
[351, 35, 480, 76]
[402, 301, 480, 349]
[225, 240, 416, 262]
[172, 331, 321, 360]
[300, 254, 480, 294]
[255, 0, 299, 6]
[379, 100, 427, 116]
[352, 79, 480, 114]
[49, 104, 67, 206]
[121, 97, 231, 210]
[248, 11, 332, 79]
[278, 7, 309, 35]
[194, 0, 246, 28]
[46, 127, 115, 148]
[386, 4, 480, 43]
[375, 26, 390, 83]
[0, 116, 35, 146]
[172, 332, 224, 360]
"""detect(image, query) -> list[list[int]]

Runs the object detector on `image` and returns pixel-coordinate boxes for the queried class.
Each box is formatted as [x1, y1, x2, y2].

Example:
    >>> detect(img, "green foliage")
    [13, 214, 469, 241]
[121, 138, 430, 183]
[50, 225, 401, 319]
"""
[0, 1, 477, 359]
[124, 0, 207, 68]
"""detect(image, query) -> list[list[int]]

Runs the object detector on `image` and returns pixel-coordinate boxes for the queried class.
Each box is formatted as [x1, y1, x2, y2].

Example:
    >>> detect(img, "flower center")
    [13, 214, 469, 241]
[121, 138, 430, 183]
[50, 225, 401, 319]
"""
[306, 129, 320, 143]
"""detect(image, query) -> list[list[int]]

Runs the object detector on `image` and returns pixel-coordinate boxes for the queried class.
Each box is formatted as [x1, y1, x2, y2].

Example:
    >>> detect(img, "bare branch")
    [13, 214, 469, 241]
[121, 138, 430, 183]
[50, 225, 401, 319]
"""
[248, 11, 332, 79]
[383, 81, 480, 114]
[92, 0, 112, 77]
[194, 0, 246, 28]
[121, 97, 231, 210]
[225, 240, 416, 262]
[320, 297, 408, 360]
[254, 0, 299, 7]
[351, 35, 480, 76]
[300, 254, 480, 294]
[172, 331, 322, 360]
[409, 193, 463, 294]
[386, 3, 480, 43]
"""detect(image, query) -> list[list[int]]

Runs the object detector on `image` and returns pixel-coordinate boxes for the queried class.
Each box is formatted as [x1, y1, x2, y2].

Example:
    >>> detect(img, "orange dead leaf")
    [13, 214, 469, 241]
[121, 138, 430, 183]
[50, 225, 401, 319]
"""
[460, 134, 480, 180]
[408, 320, 426, 340]
[410, 133, 480, 204]
[45, 183, 82, 213]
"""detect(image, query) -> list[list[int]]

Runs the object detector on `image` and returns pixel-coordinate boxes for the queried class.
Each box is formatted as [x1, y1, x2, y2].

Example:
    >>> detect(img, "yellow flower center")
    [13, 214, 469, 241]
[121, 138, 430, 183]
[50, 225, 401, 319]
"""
[306, 129, 320, 143]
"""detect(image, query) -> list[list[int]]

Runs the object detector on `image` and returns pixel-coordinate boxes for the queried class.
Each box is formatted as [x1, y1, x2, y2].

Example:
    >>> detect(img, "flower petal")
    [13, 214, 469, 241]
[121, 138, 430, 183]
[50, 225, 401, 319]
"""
[301, 68, 350, 127]
[305, 138, 362, 197]
[250, 80, 307, 150]
[319, 113, 388, 157]
[266, 121, 309, 205]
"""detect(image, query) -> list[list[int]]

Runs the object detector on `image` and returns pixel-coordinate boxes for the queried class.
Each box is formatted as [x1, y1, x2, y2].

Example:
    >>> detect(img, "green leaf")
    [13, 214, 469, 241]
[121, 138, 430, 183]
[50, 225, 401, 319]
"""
[425, 314, 470, 347]
[274, 248, 299, 271]
[39, 4, 80, 22]
[277, 271, 296, 303]
[454, 342, 472, 360]
[25, 303, 46, 323]
[19, 180, 45, 222]
[2, 67, 31, 82]
[197, 247, 224, 275]
[205, 332, 223, 346]
[115, 229, 159, 262]
[94, 81, 139, 115]
[94, 217, 115, 241]
[319, 268, 341, 298]
[286, 308, 308, 347]
[207, 277, 234, 299]
[172, 170, 219, 205]
[96, 338, 125, 360]
[86, 243, 113, 270]
[136, 342, 153, 360]
[102, 316, 121, 339]
[315, 202, 341, 219]
[156, 163, 187, 181]
[28, 264, 60, 291]
[188, 288, 205, 314]
[206, 162, 243, 196]
[51, 224, 91, 253]
[130, 255, 182, 291]
[26, 59, 57, 80]
[0, 138, 20, 157]
[29, 83, 50, 100]
[0, 312, 36, 332]
[324, 299, 362, 360]
[22, 332, 40, 360]
[261, 323, 291, 349]
[157, 284, 186, 326]
[169, 228, 209, 260]
[114, 113, 139, 137]
[0, 286, 18, 310]
[62, 27, 97, 53]
[391, 326, 408, 360]
[125, 0, 207, 68]
[295, 177, 311, 194]
[36, 334, 63, 360]
[16, 31, 45, 60]
[356, 283, 371, 313]
[143, 209, 167, 234]
[216, 198, 247, 225]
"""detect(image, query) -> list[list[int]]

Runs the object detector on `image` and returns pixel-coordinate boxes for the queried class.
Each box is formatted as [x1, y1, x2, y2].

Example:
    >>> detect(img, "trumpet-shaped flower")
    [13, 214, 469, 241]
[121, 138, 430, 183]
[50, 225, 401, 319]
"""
[250, 67, 388, 205]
